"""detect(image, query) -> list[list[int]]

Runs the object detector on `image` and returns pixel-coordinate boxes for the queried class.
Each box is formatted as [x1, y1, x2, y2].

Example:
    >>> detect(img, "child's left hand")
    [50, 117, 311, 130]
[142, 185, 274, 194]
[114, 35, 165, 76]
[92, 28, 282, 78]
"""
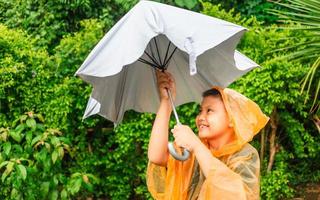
[171, 124, 201, 152]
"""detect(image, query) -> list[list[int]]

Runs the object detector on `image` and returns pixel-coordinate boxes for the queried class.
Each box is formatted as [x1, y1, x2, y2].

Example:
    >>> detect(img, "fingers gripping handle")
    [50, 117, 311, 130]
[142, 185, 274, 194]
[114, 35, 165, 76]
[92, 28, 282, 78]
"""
[168, 142, 190, 161]
[166, 89, 190, 161]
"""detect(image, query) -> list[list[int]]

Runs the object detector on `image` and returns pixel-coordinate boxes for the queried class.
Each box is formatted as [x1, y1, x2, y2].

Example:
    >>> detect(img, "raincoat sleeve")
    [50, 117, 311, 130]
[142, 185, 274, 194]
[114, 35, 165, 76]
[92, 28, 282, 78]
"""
[147, 152, 196, 200]
[198, 144, 260, 200]
[146, 161, 167, 199]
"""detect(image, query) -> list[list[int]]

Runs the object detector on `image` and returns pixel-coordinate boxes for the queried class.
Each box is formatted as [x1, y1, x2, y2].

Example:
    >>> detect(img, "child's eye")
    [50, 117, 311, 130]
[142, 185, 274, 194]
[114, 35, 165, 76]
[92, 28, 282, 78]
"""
[208, 109, 214, 113]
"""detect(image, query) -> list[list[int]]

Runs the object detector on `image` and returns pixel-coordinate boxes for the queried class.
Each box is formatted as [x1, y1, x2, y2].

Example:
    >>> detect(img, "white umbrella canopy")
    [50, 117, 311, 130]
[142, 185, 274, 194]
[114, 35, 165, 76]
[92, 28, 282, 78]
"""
[75, 0, 258, 125]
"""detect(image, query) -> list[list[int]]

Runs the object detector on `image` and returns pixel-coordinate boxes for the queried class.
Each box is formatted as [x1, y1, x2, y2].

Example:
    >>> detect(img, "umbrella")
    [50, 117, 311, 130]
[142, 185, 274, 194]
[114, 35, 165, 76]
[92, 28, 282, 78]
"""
[75, 0, 259, 160]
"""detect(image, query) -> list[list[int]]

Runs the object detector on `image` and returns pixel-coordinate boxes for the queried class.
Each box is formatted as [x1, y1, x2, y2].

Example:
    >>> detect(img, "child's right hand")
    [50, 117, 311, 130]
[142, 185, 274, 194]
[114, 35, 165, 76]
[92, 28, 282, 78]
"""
[156, 70, 176, 102]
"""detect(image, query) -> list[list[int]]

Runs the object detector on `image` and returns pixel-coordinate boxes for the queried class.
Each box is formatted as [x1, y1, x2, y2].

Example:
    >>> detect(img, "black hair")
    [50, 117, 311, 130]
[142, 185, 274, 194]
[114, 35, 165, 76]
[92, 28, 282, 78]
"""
[202, 88, 222, 98]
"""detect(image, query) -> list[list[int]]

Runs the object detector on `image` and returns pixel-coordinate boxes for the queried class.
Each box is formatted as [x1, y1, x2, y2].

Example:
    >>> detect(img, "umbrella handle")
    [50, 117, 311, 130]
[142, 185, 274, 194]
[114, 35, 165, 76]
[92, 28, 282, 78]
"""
[168, 142, 190, 161]
[166, 89, 190, 161]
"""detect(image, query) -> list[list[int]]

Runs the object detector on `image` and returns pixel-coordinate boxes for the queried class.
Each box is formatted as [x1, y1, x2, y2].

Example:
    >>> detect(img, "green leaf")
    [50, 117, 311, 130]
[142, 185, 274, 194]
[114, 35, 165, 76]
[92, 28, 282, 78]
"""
[44, 154, 52, 170]
[0, 161, 9, 169]
[16, 164, 27, 180]
[19, 115, 28, 122]
[36, 124, 45, 131]
[35, 114, 45, 122]
[6, 162, 14, 173]
[25, 131, 33, 144]
[70, 172, 81, 178]
[70, 178, 82, 195]
[83, 182, 94, 192]
[2, 162, 14, 182]
[9, 130, 22, 143]
[37, 149, 48, 163]
[45, 142, 51, 151]
[3, 142, 11, 155]
[26, 118, 36, 129]
[41, 182, 50, 196]
[53, 175, 59, 186]
[50, 136, 60, 147]
[52, 149, 58, 164]
[31, 135, 42, 146]
[12, 144, 23, 154]
[58, 146, 64, 159]
[15, 124, 25, 133]
[61, 189, 68, 200]
[10, 188, 21, 199]
[86, 174, 99, 183]
[49, 190, 58, 200]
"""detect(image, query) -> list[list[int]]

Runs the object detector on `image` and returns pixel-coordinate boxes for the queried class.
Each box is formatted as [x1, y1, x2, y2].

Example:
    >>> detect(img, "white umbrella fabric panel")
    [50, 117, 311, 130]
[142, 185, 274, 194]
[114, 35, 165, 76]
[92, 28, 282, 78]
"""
[76, 0, 259, 124]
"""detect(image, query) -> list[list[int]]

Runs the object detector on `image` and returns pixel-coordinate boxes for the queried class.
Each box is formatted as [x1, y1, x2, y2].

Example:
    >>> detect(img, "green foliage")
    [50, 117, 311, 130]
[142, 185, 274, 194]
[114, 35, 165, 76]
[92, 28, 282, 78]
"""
[0, 24, 52, 126]
[203, 0, 283, 24]
[0, 0, 119, 49]
[236, 0, 279, 23]
[0, 113, 100, 199]
[54, 19, 104, 77]
[0, 20, 105, 198]
[66, 111, 154, 199]
[279, 112, 318, 159]
[269, 0, 320, 112]
[44, 19, 105, 130]
[174, 0, 198, 9]
[261, 151, 295, 199]
[105, 112, 154, 199]
[0, 19, 104, 131]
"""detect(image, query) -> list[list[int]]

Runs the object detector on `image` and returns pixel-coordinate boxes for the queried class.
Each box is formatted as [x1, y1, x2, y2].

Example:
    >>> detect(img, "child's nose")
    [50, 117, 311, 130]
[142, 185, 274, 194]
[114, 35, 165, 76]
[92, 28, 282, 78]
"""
[198, 113, 206, 122]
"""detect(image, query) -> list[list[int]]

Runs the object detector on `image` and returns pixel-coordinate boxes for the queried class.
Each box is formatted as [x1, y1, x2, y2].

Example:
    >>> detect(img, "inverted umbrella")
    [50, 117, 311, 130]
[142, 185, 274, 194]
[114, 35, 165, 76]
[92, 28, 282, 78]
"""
[75, 0, 259, 160]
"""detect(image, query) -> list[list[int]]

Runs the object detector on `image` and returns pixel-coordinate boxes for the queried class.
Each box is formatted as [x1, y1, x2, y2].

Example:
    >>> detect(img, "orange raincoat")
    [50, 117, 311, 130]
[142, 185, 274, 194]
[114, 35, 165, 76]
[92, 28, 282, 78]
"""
[147, 87, 269, 200]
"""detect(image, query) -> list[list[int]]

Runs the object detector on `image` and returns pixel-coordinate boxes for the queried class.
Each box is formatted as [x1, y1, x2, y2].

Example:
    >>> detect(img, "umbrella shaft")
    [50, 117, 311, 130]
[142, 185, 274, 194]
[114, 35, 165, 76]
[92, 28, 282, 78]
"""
[167, 89, 181, 125]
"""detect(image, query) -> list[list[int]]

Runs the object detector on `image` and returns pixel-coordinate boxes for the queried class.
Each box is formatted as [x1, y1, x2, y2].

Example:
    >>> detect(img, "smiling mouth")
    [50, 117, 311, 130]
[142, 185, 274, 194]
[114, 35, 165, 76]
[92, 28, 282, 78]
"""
[199, 125, 209, 129]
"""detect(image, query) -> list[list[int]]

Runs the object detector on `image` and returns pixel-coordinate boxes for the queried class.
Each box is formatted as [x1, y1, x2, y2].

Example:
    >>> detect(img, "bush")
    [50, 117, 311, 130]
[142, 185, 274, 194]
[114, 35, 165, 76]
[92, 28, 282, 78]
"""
[261, 157, 295, 199]
[0, 112, 98, 199]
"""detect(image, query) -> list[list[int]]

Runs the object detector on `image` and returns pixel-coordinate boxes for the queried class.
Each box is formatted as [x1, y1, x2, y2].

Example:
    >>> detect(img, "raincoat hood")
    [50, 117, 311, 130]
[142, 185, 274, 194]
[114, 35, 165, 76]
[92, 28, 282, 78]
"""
[209, 86, 269, 157]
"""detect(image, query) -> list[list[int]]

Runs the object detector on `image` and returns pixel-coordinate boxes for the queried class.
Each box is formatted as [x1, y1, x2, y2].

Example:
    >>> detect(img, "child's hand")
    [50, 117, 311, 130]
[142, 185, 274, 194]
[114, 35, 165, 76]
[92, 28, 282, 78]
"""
[156, 70, 176, 101]
[171, 124, 201, 152]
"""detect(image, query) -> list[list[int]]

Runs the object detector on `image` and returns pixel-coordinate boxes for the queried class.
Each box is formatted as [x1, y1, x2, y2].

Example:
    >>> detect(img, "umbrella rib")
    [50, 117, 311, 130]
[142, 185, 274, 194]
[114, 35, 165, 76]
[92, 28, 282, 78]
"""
[144, 50, 161, 68]
[163, 41, 171, 67]
[149, 38, 161, 67]
[148, 40, 161, 67]
[138, 58, 160, 69]
[164, 47, 178, 69]
[138, 58, 154, 66]
[153, 37, 163, 67]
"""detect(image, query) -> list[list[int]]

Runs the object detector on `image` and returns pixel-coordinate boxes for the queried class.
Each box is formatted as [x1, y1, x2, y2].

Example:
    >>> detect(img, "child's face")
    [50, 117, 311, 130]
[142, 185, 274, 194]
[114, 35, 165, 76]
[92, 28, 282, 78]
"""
[196, 95, 233, 140]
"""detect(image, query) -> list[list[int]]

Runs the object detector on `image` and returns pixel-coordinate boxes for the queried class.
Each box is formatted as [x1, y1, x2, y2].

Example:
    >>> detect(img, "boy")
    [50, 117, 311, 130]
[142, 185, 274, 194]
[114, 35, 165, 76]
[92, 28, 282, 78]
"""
[147, 71, 269, 199]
